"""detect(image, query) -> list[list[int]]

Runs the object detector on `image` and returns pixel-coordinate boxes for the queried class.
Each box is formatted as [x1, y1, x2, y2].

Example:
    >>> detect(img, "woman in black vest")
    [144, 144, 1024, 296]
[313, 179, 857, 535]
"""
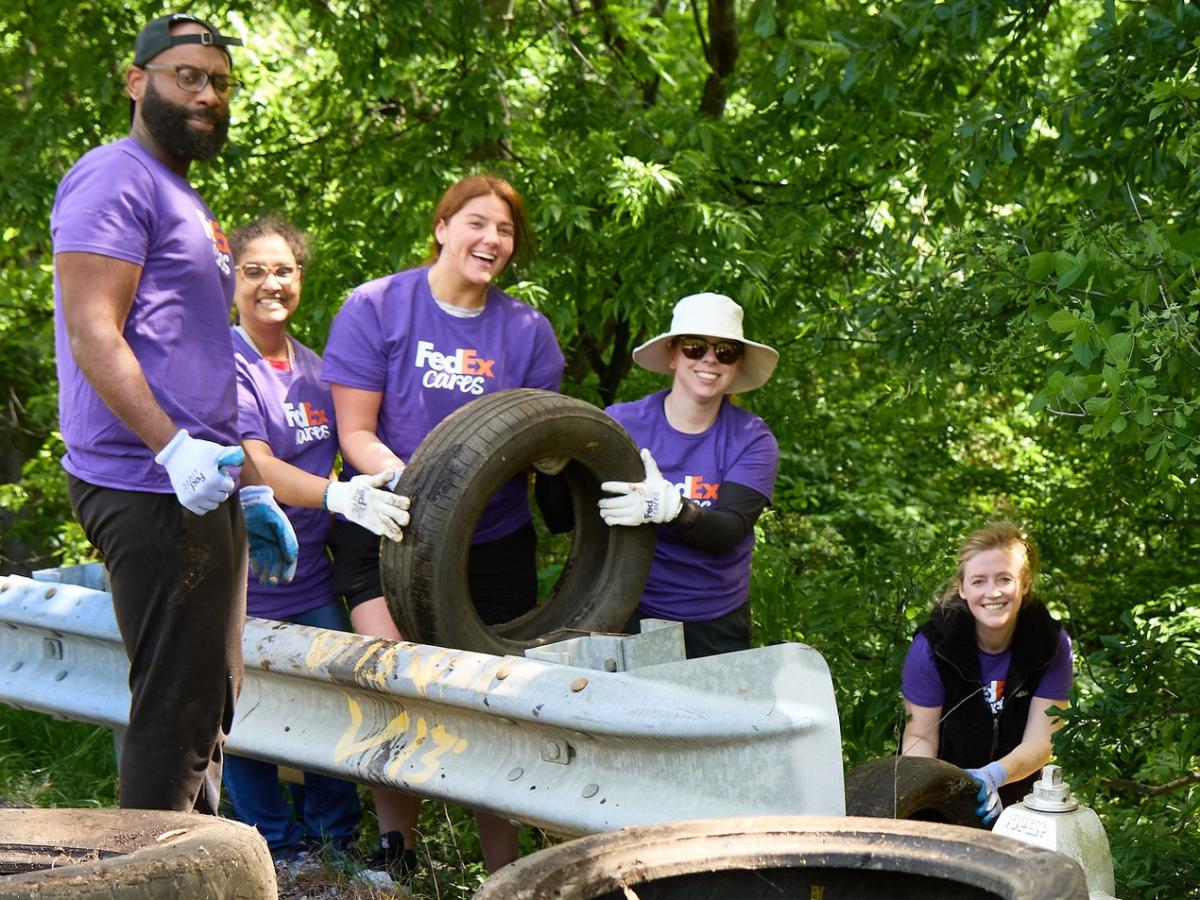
[900, 522, 1073, 825]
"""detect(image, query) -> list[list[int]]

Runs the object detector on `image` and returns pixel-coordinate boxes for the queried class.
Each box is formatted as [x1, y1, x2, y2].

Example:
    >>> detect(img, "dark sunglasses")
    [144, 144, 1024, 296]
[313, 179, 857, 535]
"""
[677, 336, 745, 365]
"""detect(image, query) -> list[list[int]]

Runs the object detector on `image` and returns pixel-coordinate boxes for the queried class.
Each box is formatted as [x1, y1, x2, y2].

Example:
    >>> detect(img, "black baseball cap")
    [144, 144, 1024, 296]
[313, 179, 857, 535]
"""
[133, 13, 243, 67]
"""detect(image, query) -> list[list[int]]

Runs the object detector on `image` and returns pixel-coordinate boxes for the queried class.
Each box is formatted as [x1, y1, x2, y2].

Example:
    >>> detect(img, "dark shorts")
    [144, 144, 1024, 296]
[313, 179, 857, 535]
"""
[625, 600, 751, 659]
[329, 519, 538, 626]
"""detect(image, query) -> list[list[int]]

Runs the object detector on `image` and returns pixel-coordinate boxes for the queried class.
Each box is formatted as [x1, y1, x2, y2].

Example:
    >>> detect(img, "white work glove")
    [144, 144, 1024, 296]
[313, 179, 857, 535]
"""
[597, 448, 683, 527]
[154, 428, 243, 515]
[239, 485, 299, 586]
[965, 761, 1007, 826]
[325, 470, 410, 542]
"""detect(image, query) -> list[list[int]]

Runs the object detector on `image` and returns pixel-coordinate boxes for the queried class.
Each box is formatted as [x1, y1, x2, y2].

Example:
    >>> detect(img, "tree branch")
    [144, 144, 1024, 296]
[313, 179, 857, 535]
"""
[1103, 770, 1200, 798]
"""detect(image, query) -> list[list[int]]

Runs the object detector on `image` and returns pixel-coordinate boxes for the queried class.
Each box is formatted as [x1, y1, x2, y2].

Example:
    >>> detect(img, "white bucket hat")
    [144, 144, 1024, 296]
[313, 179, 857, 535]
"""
[632, 292, 779, 393]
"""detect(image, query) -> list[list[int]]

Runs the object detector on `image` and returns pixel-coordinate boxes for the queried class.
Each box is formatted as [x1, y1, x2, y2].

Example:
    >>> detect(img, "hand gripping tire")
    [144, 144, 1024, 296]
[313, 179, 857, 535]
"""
[844, 756, 986, 828]
[380, 389, 656, 656]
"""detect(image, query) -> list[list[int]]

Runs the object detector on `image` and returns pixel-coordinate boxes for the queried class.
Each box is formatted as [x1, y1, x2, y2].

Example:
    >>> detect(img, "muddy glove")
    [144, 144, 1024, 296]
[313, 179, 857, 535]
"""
[385, 463, 406, 492]
[966, 761, 1007, 825]
[325, 471, 410, 542]
[155, 429, 243, 515]
[239, 485, 299, 586]
[532, 456, 569, 476]
[598, 448, 682, 527]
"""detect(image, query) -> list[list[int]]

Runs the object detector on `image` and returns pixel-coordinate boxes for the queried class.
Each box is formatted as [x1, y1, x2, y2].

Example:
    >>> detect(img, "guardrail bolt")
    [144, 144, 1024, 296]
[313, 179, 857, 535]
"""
[570, 677, 588, 692]
[43, 638, 63, 660]
[495, 665, 511, 681]
[507, 768, 524, 782]
[43, 588, 57, 599]
[603, 658, 617, 672]
[581, 784, 599, 798]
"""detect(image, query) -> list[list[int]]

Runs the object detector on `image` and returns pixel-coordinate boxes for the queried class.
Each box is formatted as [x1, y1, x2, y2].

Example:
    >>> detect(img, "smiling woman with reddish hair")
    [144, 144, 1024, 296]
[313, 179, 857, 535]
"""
[321, 174, 564, 877]
[900, 522, 1074, 827]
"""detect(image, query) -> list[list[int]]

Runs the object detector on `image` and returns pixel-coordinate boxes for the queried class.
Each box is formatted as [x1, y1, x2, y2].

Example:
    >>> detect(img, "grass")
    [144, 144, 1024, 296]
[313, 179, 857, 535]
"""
[0, 704, 550, 898]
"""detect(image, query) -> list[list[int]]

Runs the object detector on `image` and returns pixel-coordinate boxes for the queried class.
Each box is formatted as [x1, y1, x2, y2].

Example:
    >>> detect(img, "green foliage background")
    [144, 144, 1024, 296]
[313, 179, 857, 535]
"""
[1, 1, 1198, 895]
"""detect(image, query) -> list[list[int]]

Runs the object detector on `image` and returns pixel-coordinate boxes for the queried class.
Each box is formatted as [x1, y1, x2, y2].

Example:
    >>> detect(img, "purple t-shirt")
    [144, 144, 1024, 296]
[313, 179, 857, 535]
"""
[902, 629, 1074, 712]
[52, 137, 238, 491]
[605, 390, 779, 622]
[234, 329, 336, 618]
[322, 267, 564, 543]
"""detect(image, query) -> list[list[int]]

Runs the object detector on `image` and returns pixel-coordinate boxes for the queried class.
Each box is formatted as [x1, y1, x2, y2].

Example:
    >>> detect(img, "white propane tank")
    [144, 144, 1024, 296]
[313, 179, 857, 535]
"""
[994, 764, 1117, 900]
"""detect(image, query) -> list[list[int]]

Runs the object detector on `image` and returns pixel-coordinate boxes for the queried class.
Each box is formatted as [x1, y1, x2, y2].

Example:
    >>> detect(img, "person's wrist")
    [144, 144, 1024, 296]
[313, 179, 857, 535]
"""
[323, 480, 334, 510]
[153, 428, 189, 465]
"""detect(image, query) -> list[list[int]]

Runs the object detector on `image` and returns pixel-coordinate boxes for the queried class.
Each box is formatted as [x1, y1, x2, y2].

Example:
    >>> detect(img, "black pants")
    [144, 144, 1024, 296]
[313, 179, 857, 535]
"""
[625, 600, 751, 659]
[331, 518, 538, 625]
[69, 476, 246, 814]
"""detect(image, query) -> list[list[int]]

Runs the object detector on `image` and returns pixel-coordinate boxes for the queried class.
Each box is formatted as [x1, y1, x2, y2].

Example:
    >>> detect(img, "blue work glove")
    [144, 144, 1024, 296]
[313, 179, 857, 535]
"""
[154, 429, 244, 515]
[239, 485, 299, 586]
[965, 761, 1007, 825]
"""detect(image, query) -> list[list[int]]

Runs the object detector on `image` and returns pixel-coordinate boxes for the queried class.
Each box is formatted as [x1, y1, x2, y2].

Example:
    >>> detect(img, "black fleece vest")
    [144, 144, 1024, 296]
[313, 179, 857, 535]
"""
[917, 600, 1062, 805]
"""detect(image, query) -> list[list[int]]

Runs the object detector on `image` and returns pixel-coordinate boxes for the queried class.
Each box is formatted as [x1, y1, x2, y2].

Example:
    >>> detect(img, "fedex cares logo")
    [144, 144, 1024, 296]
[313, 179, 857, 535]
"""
[674, 475, 719, 507]
[195, 209, 232, 276]
[283, 401, 331, 445]
[415, 340, 495, 395]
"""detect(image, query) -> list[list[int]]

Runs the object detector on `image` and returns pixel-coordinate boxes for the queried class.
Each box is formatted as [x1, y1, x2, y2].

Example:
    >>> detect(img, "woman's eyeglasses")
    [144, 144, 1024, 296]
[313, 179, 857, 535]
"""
[677, 336, 745, 365]
[239, 263, 301, 284]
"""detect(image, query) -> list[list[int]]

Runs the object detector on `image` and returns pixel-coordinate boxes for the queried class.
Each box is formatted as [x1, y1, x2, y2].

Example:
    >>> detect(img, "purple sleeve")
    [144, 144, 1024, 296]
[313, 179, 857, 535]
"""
[525, 312, 564, 391]
[726, 421, 779, 502]
[322, 290, 388, 391]
[235, 360, 269, 444]
[901, 633, 945, 707]
[1034, 629, 1073, 701]
[52, 147, 153, 266]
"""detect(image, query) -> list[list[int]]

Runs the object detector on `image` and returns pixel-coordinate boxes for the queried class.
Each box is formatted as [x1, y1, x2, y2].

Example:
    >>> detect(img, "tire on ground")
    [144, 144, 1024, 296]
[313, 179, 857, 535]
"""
[844, 756, 985, 828]
[0, 808, 275, 899]
[381, 389, 656, 655]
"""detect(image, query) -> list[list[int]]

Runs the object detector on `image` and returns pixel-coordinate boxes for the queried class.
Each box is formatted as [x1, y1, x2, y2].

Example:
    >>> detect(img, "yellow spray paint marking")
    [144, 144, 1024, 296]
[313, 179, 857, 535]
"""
[333, 695, 468, 783]
[409, 725, 468, 783]
[333, 695, 411, 762]
[406, 648, 455, 697]
[353, 642, 404, 692]
[304, 631, 357, 670]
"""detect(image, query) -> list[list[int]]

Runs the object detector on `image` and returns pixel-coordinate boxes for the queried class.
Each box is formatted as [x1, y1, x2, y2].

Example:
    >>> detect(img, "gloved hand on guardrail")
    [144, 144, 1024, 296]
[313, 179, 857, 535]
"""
[965, 761, 1007, 825]
[325, 471, 410, 542]
[154, 429, 243, 515]
[239, 485, 299, 585]
[598, 448, 683, 527]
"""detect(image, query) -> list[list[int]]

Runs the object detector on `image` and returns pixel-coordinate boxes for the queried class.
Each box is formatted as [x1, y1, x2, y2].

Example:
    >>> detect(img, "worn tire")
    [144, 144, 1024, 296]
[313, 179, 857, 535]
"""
[0, 808, 275, 899]
[380, 389, 656, 655]
[844, 756, 985, 828]
[475, 815, 1089, 899]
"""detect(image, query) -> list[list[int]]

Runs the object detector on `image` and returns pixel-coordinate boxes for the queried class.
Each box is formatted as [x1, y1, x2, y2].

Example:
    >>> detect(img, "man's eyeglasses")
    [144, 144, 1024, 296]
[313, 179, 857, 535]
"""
[677, 336, 745, 365]
[238, 263, 301, 284]
[141, 64, 241, 98]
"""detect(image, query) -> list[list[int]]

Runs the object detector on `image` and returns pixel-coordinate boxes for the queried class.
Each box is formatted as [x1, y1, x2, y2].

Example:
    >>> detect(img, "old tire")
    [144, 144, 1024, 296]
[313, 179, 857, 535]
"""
[381, 389, 656, 655]
[475, 815, 1089, 899]
[0, 808, 275, 899]
[844, 756, 985, 828]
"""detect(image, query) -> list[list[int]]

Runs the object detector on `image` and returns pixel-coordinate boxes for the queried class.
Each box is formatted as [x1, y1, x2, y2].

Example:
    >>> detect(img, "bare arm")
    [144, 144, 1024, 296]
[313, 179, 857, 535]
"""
[241, 439, 330, 507]
[992, 697, 1068, 784]
[57, 251, 176, 453]
[901, 700, 942, 758]
[330, 384, 404, 475]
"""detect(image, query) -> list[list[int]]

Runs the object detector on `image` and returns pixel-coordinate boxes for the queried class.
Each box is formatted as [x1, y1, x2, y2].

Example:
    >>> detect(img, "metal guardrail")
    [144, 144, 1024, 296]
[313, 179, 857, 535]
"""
[1, 566, 846, 835]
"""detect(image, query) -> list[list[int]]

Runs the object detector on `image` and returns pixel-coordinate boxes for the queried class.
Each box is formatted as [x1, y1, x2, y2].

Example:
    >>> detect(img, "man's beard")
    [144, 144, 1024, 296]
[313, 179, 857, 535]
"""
[140, 78, 229, 162]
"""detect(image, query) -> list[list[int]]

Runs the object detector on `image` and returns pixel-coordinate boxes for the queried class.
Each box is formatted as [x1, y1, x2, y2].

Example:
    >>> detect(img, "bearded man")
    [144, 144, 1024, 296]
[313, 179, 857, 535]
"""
[51, 13, 297, 814]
